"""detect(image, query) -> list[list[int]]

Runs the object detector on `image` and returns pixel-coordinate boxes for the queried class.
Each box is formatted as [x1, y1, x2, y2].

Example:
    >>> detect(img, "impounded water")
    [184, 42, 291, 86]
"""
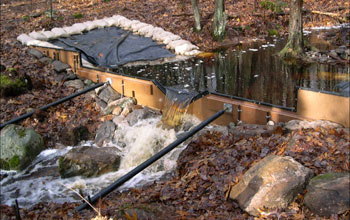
[121, 35, 349, 109]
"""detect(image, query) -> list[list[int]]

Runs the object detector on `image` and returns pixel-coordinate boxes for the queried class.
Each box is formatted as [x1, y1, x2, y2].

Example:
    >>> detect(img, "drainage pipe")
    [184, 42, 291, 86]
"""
[0, 82, 105, 129]
[76, 108, 227, 212]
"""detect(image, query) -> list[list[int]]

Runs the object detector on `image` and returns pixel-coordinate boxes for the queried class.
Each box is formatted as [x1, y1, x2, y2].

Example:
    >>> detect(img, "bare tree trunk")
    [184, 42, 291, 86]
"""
[191, 0, 201, 32]
[213, 0, 227, 41]
[279, 0, 304, 58]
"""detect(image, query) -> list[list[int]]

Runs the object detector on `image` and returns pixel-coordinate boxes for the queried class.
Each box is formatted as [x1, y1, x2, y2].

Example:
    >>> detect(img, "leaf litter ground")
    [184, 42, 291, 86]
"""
[1, 0, 349, 219]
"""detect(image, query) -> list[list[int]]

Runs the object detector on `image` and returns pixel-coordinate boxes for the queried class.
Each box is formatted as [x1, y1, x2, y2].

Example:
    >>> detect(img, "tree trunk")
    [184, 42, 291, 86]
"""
[191, 0, 201, 32]
[213, 0, 227, 41]
[279, 0, 304, 58]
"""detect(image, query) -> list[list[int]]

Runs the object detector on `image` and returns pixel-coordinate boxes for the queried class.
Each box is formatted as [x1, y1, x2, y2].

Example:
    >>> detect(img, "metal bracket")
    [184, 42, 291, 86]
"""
[224, 103, 233, 113]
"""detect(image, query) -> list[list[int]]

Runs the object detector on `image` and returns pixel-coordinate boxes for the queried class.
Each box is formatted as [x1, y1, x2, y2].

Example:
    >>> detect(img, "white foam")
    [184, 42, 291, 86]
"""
[1, 116, 199, 208]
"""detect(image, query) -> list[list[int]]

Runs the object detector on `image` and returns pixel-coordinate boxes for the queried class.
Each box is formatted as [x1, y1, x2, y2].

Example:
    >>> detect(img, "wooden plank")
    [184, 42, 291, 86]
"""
[297, 89, 350, 127]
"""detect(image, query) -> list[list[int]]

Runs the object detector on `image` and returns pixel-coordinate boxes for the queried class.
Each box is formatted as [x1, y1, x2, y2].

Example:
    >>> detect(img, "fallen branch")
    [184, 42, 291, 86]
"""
[311, 10, 347, 22]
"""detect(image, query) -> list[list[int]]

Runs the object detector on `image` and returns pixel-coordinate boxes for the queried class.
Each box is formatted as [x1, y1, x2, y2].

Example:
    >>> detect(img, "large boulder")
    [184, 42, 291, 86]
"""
[0, 124, 45, 170]
[58, 146, 121, 178]
[229, 155, 313, 216]
[304, 172, 350, 217]
[95, 121, 116, 147]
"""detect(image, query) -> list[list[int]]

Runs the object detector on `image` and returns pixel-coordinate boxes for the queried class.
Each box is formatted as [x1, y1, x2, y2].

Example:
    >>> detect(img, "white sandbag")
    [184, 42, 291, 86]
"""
[29, 31, 48, 41]
[83, 21, 99, 31]
[145, 27, 164, 38]
[17, 34, 32, 44]
[36, 41, 62, 49]
[26, 39, 42, 46]
[131, 22, 148, 32]
[152, 31, 173, 42]
[126, 20, 140, 30]
[103, 17, 117, 27]
[167, 39, 192, 49]
[184, 49, 201, 56]
[63, 26, 82, 35]
[119, 18, 133, 29]
[175, 44, 199, 55]
[41, 31, 56, 40]
[137, 25, 154, 35]
[51, 28, 69, 38]
[162, 34, 181, 44]
[92, 19, 108, 28]
[112, 15, 127, 26]
[72, 23, 88, 32]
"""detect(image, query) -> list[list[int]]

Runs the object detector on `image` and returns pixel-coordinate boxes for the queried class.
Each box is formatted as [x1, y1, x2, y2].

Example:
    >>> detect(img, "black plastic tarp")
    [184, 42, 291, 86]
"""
[51, 27, 175, 68]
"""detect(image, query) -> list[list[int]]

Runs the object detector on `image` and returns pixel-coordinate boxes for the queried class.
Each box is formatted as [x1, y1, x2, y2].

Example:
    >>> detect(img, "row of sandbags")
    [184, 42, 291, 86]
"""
[17, 15, 200, 56]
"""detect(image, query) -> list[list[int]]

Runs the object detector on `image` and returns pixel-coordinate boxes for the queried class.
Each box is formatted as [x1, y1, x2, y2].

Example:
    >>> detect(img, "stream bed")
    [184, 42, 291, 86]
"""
[0, 115, 200, 208]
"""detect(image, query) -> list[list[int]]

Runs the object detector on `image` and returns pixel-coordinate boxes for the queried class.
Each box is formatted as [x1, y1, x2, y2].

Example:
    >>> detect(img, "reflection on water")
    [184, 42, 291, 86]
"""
[120, 37, 349, 109]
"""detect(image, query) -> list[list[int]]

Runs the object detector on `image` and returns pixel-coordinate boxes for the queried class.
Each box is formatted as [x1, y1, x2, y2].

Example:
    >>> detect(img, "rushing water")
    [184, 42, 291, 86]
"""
[120, 36, 349, 109]
[0, 115, 200, 208]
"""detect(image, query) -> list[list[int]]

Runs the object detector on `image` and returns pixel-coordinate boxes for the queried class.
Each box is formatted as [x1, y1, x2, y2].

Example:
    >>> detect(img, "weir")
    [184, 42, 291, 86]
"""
[15, 14, 349, 127]
[31, 45, 350, 127]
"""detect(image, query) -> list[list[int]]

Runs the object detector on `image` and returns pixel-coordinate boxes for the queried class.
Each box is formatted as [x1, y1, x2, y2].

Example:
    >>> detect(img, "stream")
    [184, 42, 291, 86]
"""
[0, 114, 200, 208]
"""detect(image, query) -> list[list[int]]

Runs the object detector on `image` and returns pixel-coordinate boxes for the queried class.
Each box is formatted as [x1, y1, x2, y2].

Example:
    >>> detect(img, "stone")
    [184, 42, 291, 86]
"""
[0, 124, 45, 170]
[26, 48, 43, 59]
[304, 173, 350, 217]
[103, 97, 136, 115]
[52, 60, 70, 73]
[59, 125, 90, 146]
[64, 79, 84, 90]
[229, 124, 274, 138]
[112, 106, 122, 116]
[97, 85, 121, 103]
[125, 108, 156, 126]
[229, 155, 313, 216]
[39, 57, 53, 64]
[84, 79, 94, 86]
[64, 73, 77, 81]
[95, 97, 107, 111]
[285, 120, 343, 131]
[95, 121, 116, 147]
[228, 122, 235, 129]
[121, 102, 133, 117]
[0, 73, 31, 97]
[58, 146, 121, 178]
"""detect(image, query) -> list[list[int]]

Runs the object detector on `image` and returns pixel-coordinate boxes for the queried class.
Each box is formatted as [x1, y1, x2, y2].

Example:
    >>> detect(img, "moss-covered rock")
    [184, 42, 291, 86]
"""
[304, 172, 350, 217]
[0, 124, 46, 170]
[0, 69, 31, 96]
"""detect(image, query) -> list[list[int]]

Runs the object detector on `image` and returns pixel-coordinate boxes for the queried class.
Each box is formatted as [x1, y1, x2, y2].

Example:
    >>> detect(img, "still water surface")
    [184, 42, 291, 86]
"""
[120, 37, 349, 109]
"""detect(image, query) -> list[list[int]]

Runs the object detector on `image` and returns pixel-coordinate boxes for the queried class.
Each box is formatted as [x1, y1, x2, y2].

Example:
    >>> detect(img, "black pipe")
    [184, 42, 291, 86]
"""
[76, 108, 226, 211]
[0, 82, 105, 129]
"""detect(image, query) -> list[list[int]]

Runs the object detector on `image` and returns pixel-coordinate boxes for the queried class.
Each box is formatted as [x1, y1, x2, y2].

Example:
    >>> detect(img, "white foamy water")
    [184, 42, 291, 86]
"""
[0, 115, 199, 208]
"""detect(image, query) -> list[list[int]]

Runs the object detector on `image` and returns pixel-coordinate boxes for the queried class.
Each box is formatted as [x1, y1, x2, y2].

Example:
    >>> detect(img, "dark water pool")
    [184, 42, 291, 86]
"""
[119, 37, 349, 109]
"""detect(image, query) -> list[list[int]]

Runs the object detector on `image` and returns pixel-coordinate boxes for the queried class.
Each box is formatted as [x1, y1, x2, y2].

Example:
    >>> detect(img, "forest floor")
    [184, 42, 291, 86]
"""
[0, 0, 349, 219]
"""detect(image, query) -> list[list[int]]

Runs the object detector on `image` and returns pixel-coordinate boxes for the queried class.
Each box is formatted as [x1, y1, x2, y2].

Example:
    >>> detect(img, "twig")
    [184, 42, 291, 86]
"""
[59, 183, 101, 215]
